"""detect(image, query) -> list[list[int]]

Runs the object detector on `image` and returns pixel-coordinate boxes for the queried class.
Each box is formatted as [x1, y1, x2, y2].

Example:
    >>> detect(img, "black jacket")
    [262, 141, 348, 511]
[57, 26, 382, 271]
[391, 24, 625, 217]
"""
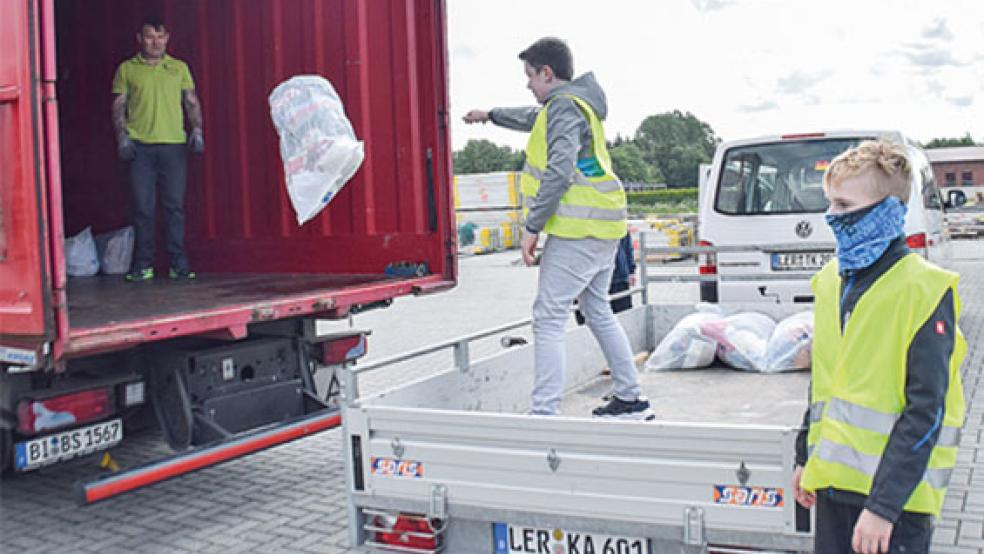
[795, 236, 957, 523]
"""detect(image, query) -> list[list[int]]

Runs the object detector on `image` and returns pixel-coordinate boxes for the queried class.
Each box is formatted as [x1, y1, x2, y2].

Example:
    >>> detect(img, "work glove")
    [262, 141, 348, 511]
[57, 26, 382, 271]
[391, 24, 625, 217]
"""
[187, 128, 205, 154]
[117, 133, 136, 161]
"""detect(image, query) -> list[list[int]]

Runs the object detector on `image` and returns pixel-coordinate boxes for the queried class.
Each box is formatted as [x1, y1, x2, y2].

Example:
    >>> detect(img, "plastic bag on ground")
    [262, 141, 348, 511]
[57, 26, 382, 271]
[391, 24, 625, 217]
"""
[94, 226, 134, 275]
[65, 226, 99, 277]
[269, 75, 365, 226]
[699, 312, 776, 372]
[766, 311, 813, 372]
[646, 304, 723, 371]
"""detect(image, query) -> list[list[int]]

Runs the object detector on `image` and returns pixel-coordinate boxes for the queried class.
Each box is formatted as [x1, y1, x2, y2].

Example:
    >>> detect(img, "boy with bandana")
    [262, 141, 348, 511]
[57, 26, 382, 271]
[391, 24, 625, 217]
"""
[791, 139, 966, 554]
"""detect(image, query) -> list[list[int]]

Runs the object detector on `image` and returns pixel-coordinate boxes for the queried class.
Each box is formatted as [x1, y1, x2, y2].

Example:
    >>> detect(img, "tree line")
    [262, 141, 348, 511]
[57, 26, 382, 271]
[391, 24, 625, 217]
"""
[453, 112, 981, 188]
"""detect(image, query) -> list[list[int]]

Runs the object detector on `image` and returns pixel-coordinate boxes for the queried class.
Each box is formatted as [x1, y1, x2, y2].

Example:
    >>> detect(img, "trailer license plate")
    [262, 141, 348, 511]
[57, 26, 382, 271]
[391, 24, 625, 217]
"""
[493, 523, 649, 554]
[771, 251, 833, 271]
[14, 418, 123, 471]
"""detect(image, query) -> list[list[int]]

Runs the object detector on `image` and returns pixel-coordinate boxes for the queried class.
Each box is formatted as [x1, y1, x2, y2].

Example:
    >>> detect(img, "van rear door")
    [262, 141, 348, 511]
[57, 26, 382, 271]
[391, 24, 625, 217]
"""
[706, 137, 865, 303]
[0, 0, 52, 342]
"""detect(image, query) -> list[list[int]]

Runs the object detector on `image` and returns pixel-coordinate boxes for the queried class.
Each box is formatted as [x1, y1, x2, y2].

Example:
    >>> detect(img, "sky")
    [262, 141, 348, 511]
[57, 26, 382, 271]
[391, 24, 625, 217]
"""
[447, 0, 984, 150]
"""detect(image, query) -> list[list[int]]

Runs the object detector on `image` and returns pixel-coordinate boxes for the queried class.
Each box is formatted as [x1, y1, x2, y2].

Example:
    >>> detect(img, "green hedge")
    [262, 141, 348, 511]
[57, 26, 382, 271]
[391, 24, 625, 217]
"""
[626, 188, 697, 205]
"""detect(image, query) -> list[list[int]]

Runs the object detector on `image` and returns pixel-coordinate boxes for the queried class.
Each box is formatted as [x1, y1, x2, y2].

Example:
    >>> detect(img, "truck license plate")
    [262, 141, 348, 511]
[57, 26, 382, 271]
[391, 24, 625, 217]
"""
[771, 251, 833, 271]
[14, 418, 123, 471]
[493, 522, 649, 554]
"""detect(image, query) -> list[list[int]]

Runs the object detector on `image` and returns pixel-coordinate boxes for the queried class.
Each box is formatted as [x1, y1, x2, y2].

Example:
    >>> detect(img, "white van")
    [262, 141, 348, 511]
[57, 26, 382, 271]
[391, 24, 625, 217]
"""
[697, 130, 950, 304]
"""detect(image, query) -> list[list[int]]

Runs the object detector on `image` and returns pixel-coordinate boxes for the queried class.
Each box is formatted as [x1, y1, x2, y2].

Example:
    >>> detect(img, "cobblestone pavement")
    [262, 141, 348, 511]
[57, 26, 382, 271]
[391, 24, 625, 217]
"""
[1, 243, 982, 553]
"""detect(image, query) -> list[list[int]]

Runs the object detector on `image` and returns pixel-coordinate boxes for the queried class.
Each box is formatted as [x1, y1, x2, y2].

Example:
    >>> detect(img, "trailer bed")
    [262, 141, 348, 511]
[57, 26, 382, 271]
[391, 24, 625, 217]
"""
[563, 366, 810, 425]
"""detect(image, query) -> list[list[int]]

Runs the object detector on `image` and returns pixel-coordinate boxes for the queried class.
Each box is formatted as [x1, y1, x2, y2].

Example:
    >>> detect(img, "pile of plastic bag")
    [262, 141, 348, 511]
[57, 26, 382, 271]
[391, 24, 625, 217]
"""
[645, 305, 813, 373]
[65, 226, 135, 277]
[269, 75, 365, 226]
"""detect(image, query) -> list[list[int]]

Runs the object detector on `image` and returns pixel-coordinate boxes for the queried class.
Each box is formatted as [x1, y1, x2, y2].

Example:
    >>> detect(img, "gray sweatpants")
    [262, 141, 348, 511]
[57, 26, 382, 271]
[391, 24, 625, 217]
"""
[531, 235, 642, 415]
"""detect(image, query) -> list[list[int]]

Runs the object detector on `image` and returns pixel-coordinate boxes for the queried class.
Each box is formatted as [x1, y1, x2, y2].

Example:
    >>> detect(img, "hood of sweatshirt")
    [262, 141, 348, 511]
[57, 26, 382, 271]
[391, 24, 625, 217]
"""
[544, 71, 608, 120]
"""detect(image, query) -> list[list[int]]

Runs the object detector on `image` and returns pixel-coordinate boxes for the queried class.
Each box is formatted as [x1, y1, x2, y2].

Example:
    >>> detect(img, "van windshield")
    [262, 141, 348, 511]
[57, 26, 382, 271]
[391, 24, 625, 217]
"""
[714, 138, 864, 215]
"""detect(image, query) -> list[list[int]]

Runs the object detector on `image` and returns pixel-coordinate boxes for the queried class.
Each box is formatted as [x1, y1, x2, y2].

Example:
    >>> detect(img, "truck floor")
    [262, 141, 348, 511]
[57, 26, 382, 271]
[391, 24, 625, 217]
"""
[66, 273, 396, 331]
[562, 365, 811, 426]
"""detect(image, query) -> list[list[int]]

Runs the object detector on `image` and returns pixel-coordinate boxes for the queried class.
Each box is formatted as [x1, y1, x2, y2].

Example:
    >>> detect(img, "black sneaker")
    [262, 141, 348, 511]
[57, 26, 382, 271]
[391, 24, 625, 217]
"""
[169, 267, 197, 279]
[124, 267, 154, 282]
[592, 396, 655, 421]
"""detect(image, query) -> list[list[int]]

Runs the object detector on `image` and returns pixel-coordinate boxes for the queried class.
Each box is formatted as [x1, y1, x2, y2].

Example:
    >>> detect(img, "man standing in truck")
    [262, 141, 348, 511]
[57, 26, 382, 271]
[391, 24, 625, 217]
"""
[112, 16, 204, 281]
[463, 38, 651, 420]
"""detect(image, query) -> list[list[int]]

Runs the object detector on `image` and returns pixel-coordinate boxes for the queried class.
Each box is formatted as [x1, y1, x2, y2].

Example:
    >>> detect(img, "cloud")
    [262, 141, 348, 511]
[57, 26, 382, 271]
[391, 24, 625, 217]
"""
[946, 95, 974, 107]
[737, 100, 779, 113]
[922, 18, 953, 41]
[691, 0, 735, 12]
[897, 44, 966, 69]
[776, 71, 832, 95]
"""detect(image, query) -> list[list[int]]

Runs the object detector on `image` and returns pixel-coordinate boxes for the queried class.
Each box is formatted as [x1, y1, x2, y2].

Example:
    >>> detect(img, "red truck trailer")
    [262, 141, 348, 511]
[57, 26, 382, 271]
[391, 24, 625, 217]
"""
[0, 0, 456, 498]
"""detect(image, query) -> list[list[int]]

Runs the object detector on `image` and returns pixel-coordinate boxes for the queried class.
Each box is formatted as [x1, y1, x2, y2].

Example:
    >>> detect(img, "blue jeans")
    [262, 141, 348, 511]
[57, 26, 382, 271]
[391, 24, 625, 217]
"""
[531, 236, 642, 415]
[130, 142, 189, 271]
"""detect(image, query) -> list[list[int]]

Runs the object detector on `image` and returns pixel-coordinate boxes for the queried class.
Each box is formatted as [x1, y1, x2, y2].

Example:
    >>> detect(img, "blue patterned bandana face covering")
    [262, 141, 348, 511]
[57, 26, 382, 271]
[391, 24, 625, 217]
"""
[825, 196, 907, 273]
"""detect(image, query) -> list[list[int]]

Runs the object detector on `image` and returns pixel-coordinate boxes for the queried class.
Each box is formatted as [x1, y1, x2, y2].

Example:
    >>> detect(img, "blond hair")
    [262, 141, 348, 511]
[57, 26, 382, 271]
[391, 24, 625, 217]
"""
[823, 139, 912, 203]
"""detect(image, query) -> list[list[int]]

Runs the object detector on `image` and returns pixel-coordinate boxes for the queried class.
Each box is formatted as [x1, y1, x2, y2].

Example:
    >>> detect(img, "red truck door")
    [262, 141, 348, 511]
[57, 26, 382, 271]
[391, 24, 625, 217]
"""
[0, 0, 52, 341]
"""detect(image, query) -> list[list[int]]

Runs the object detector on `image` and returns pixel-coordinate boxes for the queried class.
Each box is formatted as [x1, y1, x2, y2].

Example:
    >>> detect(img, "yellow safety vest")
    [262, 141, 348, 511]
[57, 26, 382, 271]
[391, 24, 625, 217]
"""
[520, 95, 627, 240]
[801, 254, 966, 516]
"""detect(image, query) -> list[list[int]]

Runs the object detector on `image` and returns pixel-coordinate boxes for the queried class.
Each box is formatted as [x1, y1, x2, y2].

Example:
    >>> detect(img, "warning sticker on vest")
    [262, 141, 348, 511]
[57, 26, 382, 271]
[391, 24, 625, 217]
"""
[713, 485, 784, 508]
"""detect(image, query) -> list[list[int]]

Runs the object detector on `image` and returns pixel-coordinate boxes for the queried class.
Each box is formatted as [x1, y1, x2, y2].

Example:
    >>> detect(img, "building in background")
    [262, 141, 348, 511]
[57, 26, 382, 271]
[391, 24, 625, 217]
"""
[926, 146, 984, 205]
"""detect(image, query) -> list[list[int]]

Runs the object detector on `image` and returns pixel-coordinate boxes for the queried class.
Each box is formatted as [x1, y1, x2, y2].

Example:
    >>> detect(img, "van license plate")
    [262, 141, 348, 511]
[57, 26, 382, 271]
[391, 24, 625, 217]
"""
[14, 418, 123, 471]
[493, 523, 649, 554]
[771, 252, 833, 271]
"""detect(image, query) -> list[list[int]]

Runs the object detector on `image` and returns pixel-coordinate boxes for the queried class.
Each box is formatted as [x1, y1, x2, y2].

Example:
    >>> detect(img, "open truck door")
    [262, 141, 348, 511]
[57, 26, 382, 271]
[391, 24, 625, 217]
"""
[0, 0, 53, 367]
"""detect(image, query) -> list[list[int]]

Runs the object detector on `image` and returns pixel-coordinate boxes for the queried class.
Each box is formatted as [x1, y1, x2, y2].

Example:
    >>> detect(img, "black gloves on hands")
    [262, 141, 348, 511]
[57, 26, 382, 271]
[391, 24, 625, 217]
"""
[187, 128, 205, 154]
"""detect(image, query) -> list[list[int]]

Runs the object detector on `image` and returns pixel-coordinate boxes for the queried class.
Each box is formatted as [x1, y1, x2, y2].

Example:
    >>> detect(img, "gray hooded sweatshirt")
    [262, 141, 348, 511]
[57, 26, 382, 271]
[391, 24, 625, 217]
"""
[489, 72, 610, 234]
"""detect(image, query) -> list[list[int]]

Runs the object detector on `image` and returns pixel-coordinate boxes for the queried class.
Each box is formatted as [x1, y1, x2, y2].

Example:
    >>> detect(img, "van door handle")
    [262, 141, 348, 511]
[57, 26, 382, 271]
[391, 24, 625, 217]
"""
[0, 85, 21, 103]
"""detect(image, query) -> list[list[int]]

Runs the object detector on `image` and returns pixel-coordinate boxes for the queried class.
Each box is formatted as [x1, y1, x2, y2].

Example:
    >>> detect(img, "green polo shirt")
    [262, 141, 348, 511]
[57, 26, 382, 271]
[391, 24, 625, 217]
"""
[111, 54, 195, 144]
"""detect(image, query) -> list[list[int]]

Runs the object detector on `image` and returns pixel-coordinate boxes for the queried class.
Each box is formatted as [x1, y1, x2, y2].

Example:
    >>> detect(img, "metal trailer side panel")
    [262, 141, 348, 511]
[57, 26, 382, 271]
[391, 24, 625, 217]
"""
[347, 405, 809, 551]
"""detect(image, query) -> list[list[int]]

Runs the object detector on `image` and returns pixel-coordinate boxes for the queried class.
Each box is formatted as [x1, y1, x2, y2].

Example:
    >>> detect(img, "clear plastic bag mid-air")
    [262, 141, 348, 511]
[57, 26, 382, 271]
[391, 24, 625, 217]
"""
[269, 76, 365, 225]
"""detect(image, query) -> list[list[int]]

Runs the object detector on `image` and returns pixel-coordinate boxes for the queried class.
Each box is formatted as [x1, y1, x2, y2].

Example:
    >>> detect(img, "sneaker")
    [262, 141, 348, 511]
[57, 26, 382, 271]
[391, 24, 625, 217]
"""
[592, 396, 655, 421]
[124, 268, 154, 282]
[169, 267, 197, 279]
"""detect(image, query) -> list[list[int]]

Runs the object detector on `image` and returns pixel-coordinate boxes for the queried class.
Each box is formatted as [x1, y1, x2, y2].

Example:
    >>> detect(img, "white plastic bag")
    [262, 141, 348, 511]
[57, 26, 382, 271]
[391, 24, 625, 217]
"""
[646, 304, 722, 371]
[94, 226, 134, 275]
[766, 311, 813, 372]
[269, 75, 365, 225]
[65, 226, 99, 277]
[699, 312, 776, 372]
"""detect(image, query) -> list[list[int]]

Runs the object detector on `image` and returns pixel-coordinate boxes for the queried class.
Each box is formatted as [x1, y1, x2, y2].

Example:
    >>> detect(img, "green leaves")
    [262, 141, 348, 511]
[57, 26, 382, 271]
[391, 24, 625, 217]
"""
[452, 139, 525, 174]
[634, 110, 720, 188]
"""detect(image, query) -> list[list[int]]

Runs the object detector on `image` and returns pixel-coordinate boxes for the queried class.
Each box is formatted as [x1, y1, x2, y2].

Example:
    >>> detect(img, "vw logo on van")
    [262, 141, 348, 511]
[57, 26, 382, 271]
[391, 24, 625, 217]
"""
[795, 220, 813, 239]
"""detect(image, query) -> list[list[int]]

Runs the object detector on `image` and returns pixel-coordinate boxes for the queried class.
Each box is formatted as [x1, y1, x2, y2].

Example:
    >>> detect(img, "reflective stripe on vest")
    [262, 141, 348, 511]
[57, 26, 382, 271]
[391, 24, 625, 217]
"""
[814, 439, 954, 490]
[825, 397, 961, 448]
[522, 162, 623, 193]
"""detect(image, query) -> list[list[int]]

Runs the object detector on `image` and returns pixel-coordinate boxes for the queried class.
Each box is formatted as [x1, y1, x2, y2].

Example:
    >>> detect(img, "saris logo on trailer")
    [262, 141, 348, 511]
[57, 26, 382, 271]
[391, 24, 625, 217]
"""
[371, 457, 424, 478]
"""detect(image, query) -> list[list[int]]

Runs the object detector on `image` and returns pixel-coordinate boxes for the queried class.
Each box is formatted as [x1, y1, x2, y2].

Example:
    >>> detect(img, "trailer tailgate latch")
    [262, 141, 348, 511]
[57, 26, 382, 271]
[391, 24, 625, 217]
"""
[547, 449, 561, 472]
[429, 484, 448, 521]
[391, 437, 405, 458]
[683, 506, 705, 547]
[736, 460, 750, 486]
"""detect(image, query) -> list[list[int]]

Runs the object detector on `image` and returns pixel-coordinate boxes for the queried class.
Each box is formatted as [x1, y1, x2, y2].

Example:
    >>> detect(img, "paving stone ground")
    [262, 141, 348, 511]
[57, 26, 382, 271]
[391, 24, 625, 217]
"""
[1, 243, 982, 553]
